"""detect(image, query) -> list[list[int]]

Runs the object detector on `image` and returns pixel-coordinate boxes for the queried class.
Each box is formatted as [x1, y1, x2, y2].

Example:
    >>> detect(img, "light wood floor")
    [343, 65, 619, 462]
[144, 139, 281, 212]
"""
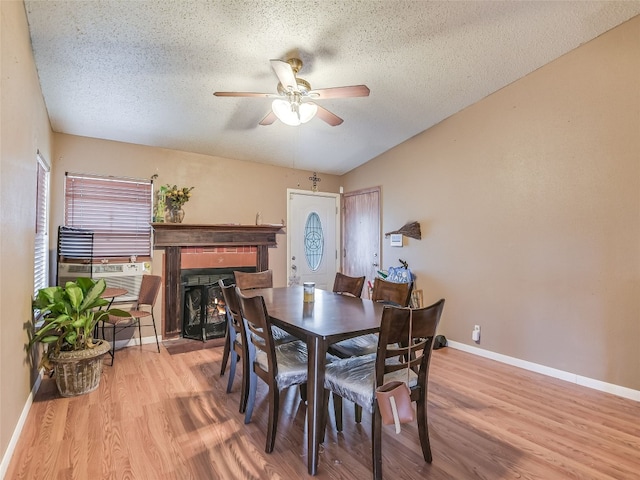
[7, 343, 640, 479]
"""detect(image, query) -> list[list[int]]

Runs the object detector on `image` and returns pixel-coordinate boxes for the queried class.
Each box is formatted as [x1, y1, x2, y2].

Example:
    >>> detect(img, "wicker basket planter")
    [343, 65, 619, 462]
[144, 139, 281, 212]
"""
[49, 340, 111, 397]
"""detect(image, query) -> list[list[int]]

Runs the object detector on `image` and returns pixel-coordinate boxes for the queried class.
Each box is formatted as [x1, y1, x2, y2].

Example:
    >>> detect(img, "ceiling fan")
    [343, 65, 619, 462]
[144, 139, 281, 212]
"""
[213, 57, 370, 127]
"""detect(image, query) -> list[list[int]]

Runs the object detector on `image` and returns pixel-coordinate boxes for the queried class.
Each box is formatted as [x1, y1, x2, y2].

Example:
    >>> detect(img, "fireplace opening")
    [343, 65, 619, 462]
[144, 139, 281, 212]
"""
[181, 267, 256, 341]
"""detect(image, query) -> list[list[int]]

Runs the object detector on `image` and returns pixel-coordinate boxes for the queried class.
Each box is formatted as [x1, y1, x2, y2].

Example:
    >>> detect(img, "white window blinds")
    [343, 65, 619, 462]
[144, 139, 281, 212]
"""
[34, 154, 50, 293]
[64, 174, 153, 259]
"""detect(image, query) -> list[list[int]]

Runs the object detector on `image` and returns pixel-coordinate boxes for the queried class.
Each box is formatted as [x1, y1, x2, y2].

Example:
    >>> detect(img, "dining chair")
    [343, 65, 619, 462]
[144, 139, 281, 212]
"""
[330, 276, 415, 422]
[371, 276, 413, 306]
[332, 272, 366, 298]
[329, 276, 413, 358]
[218, 279, 254, 414]
[221, 269, 297, 376]
[324, 300, 445, 480]
[234, 269, 273, 290]
[236, 288, 309, 453]
[101, 274, 162, 365]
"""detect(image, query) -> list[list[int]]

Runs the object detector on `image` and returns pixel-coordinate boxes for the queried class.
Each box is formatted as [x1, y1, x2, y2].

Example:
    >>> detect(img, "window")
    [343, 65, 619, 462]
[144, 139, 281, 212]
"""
[64, 173, 153, 260]
[34, 153, 50, 294]
[304, 211, 324, 271]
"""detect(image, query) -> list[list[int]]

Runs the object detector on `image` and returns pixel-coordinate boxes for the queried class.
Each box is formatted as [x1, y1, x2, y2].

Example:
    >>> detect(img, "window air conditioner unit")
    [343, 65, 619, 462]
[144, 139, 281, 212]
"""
[57, 262, 151, 303]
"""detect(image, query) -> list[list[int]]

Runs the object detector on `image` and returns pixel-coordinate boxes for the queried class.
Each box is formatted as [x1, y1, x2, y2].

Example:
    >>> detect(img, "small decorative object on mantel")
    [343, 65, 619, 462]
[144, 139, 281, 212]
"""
[164, 184, 194, 223]
[385, 221, 421, 240]
[154, 184, 167, 222]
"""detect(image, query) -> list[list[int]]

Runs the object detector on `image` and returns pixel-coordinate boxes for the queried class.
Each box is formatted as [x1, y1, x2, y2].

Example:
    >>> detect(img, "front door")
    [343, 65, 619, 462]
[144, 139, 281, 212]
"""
[287, 189, 339, 290]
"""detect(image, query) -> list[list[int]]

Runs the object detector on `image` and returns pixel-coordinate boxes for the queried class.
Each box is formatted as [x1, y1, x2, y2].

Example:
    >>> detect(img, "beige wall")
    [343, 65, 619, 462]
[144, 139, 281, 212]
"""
[1, 0, 54, 466]
[52, 133, 341, 289]
[343, 17, 640, 390]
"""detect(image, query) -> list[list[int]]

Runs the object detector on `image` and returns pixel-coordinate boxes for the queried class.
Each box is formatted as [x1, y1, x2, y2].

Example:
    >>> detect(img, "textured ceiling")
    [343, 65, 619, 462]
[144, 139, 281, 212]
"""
[24, 1, 640, 175]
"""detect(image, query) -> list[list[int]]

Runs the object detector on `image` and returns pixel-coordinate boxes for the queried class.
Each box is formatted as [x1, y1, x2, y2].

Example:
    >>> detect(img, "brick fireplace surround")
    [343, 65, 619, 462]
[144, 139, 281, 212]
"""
[152, 223, 284, 338]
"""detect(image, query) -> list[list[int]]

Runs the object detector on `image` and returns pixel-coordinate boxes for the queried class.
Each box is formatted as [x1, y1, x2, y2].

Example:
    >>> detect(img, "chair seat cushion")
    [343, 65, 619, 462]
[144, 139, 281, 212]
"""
[254, 340, 339, 390]
[272, 325, 297, 345]
[324, 355, 417, 414]
[329, 333, 379, 358]
[250, 326, 297, 348]
[255, 340, 308, 389]
[127, 310, 151, 319]
[105, 309, 148, 325]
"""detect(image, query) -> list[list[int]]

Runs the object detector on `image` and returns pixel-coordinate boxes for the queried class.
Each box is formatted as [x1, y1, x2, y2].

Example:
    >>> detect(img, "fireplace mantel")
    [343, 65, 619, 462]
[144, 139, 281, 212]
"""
[152, 223, 284, 248]
[152, 223, 284, 338]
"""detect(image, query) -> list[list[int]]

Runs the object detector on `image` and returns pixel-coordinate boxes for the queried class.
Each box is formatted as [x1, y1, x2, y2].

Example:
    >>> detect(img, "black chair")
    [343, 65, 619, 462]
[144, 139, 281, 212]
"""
[324, 300, 445, 480]
[101, 274, 162, 365]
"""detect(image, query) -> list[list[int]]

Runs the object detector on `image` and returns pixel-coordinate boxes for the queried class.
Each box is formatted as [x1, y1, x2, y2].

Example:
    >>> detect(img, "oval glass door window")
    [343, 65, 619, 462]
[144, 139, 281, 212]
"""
[304, 212, 324, 271]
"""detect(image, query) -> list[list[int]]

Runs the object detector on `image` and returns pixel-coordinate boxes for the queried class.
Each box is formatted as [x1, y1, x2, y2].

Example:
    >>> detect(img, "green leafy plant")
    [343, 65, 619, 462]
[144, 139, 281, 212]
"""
[30, 277, 130, 371]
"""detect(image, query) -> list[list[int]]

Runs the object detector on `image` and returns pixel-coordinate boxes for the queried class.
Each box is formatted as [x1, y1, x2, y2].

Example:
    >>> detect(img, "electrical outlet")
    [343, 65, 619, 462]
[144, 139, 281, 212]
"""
[472, 325, 481, 342]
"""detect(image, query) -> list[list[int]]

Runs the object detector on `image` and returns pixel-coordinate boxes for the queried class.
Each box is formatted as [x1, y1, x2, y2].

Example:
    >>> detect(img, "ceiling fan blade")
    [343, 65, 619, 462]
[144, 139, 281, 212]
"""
[313, 104, 344, 126]
[259, 111, 278, 126]
[270, 59, 299, 92]
[213, 91, 277, 98]
[309, 85, 370, 99]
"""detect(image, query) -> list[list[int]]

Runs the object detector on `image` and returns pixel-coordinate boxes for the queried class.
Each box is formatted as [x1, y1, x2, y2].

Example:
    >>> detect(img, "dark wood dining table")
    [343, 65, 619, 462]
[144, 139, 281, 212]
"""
[246, 286, 384, 475]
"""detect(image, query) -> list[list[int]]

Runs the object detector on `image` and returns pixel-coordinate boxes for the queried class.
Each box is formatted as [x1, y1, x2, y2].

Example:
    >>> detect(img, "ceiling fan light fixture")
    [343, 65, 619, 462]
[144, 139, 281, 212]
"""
[299, 102, 318, 123]
[271, 99, 317, 126]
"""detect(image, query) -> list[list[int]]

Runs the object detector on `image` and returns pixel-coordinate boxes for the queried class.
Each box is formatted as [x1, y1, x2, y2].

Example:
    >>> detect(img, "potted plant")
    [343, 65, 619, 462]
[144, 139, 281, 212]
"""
[30, 277, 130, 397]
[163, 184, 194, 223]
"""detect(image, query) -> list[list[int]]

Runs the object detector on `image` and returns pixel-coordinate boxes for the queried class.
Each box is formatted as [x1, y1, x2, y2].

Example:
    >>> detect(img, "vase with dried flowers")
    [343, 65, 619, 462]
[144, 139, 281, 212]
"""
[164, 184, 194, 223]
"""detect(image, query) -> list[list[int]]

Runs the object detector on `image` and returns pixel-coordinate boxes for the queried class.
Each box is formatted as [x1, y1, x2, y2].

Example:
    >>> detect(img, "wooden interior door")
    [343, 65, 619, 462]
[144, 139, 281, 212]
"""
[342, 187, 380, 296]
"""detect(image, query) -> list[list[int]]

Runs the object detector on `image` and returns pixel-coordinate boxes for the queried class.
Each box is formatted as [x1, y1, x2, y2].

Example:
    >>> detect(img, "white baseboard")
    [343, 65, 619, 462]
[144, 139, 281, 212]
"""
[0, 373, 42, 480]
[447, 340, 640, 402]
[111, 334, 162, 351]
